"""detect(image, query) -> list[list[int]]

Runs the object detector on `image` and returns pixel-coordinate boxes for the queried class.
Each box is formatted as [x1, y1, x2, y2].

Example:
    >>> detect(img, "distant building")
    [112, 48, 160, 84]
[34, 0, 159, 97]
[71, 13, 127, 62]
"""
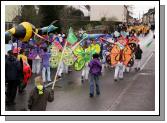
[90, 5, 127, 22]
[142, 8, 155, 25]
[5, 5, 22, 30]
[127, 15, 134, 24]
[5, 5, 39, 30]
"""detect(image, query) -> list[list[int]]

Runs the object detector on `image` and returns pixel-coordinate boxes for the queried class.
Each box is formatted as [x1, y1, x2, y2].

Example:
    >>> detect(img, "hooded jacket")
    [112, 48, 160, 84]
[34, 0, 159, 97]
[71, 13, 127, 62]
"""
[88, 58, 102, 76]
[5, 55, 22, 82]
[28, 86, 54, 111]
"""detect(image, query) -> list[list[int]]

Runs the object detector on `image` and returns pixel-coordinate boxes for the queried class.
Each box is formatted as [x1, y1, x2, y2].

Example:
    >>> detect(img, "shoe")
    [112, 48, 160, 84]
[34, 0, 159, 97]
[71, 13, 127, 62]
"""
[135, 68, 137, 71]
[6, 101, 16, 106]
[96, 92, 100, 96]
[48, 80, 52, 83]
[114, 79, 117, 81]
[18, 89, 25, 94]
[81, 76, 84, 83]
[56, 76, 61, 80]
[89, 94, 94, 98]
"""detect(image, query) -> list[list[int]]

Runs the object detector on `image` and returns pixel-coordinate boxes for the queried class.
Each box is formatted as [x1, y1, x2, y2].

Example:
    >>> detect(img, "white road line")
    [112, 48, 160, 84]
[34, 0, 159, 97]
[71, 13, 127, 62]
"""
[106, 74, 140, 111]
[140, 51, 154, 71]
[106, 51, 154, 111]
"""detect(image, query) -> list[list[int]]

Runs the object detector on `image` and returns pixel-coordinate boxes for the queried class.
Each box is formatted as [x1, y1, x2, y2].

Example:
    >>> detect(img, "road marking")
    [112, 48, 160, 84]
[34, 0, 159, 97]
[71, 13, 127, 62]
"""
[106, 52, 154, 111]
[139, 73, 152, 75]
[106, 74, 140, 111]
[140, 51, 154, 71]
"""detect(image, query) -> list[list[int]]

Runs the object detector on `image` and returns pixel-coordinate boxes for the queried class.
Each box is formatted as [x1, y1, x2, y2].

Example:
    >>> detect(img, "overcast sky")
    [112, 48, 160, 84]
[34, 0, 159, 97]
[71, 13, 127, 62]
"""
[73, 5, 155, 18]
[132, 5, 155, 19]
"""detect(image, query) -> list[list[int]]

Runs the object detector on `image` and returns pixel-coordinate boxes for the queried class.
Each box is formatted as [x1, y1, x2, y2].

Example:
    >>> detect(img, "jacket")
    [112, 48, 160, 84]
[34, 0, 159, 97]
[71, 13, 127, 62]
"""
[41, 52, 51, 68]
[88, 58, 102, 76]
[28, 87, 54, 111]
[135, 48, 143, 59]
[18, 54, 28, 63]
[5, 55, 22, 82]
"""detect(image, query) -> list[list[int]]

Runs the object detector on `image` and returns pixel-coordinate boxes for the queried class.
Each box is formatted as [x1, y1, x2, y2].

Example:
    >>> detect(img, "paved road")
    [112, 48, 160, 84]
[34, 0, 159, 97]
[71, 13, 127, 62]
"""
[6, 31, 155, 111]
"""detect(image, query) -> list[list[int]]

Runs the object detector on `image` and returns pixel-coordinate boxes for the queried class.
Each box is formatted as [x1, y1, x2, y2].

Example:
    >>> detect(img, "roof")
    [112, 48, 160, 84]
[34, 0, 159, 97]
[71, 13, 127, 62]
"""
[143, 8, 155, 16]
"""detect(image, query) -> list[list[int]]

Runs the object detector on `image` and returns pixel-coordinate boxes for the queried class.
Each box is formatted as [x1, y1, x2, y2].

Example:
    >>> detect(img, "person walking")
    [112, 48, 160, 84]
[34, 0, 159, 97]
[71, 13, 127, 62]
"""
[81, 44, 89, 83]
[114, 53, 124, 81]
[32, 46, 42, 74]
[41, 48, 52, 83]
[17, 49, 28, 63]
[135, 44, 143, 71]
[81, 62, 89, 83]
[114, 61, 124, 81]
[88, 53, 102, 98]
[5, 50, 22, 105]
[17, 49, 31, 93]
[28, 76, 54, 111]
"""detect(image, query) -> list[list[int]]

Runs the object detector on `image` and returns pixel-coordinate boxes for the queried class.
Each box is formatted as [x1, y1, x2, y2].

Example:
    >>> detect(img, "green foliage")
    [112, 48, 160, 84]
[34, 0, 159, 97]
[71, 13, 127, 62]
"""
[38, 5, 65, 33]
[84, 23, 92, 31]
[20, 5, 42, 27]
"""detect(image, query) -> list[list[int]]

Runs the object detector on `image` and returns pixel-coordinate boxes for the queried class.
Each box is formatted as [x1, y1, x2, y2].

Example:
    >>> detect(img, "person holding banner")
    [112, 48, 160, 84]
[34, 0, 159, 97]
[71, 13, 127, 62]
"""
[28, 76, 54, 111]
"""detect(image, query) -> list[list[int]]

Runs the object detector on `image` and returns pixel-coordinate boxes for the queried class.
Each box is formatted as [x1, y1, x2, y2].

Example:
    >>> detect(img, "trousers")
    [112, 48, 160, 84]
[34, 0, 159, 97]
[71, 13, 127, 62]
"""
[89, 74, 100, 95]
[42, 67, 51, 82]
[135, 59, 141, 69]
[32, 59, 41, 74]
[81, 65, 89, 80]
[114, 62, 124, 79]
[6, 81, 18, 103]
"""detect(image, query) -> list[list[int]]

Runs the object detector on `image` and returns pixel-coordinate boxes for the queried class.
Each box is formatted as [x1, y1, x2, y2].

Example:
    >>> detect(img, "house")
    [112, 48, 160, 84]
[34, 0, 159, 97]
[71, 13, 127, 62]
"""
[89, 5, 128, 23]
[142, 8, 155, 25]
[5, 5, 22, 30]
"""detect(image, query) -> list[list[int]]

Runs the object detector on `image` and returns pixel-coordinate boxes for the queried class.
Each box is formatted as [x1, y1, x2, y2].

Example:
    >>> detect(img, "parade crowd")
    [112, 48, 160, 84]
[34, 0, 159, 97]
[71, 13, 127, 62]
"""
[5, 23, 151, 111]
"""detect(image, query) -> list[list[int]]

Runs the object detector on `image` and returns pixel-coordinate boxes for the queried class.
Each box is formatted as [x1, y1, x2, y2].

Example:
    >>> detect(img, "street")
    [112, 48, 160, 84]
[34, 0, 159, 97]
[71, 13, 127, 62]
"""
[6, 31, 155, 111]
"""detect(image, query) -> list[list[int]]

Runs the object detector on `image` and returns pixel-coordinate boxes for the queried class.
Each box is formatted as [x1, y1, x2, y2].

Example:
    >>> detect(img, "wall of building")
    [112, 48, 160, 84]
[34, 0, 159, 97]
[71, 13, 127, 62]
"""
[5, 5, 21, 22]
[90, 5, 126, 22]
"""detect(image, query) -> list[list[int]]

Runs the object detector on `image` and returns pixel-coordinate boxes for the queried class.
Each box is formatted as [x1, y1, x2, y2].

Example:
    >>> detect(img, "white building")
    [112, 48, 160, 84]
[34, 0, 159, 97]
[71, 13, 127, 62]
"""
[5, 5, 21, 22]
[5, 5, 22, 30]
[90, 5, 127, 22]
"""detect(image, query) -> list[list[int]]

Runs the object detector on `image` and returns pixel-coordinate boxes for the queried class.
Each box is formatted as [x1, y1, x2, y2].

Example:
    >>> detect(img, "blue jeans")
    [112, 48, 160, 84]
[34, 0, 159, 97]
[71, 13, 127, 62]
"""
[42, 67, 51, 82]
[89, 74, 100, 95]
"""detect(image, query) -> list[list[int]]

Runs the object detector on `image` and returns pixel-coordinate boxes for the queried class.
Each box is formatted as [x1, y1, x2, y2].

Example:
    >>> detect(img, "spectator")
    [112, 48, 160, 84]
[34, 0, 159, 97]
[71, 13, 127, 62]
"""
[28, 76, 54, 111]
[5, 50, 22, 106]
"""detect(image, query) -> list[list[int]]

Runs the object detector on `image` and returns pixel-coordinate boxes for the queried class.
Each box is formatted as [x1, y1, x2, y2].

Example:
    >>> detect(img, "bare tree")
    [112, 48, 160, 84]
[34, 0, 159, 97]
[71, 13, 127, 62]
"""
[124, 5, 134, 23]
